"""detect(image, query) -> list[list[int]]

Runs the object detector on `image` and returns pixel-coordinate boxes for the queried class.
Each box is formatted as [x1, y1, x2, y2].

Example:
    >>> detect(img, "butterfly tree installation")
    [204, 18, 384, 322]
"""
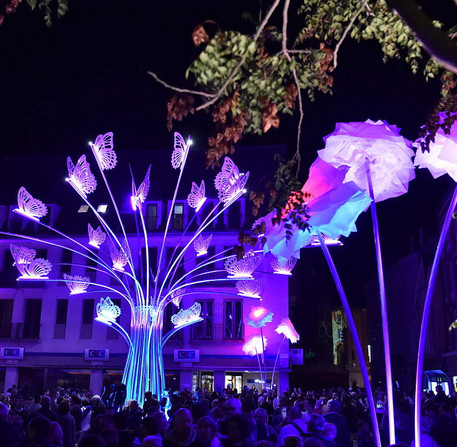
[4, 132, 259, 406]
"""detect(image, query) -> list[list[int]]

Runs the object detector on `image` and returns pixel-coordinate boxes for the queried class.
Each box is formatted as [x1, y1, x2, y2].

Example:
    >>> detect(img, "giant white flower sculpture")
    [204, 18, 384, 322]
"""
[414, 112, 457, 181]
[242, 335, 268, 356]
[275, 317, 300, 343]
[319, 119, 415, 202]
[261, 158, 370, 263]
[246, 305, 273, 328]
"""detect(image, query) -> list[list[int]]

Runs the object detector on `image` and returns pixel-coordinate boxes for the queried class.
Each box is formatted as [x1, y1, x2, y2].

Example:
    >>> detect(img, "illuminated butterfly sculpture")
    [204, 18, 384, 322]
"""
[3, 131, 264, 408]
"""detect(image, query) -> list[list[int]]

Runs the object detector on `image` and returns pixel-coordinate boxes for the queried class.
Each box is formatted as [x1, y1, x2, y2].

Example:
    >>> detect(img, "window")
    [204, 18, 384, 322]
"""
[193, 300, 213, 340]
[228, 201, 241, 228]
[146, 204, 158, 231]
[23, 299, 42, 339]
[224, 300, 243, 339]
[0, 299, 13, 338]
[61, 250, 72, 275]
[80, 299, 94, 339]
[1, 251, 17, 287]
[54, 299, 68, 339]
[107, 299, 121, 340]
[173, 203, 184, 230]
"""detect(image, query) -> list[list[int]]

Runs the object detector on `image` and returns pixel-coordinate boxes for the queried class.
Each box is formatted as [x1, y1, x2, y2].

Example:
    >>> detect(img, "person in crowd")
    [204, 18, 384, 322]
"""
[38, 395, 58, 422]
[56, 400, 76, 447]
[277, 406, 307, 447]
[90, 395, 107, 432]
[255, 408, 277, 443]
[323, 401, 351, 447]
[0, 401, 24, 447]
[219, 398, 242, 436]
[165, 408, 196, 447]
[27, 395, 42, 416]
[190, 415, 221, 447]
[49, 420, 64, 446]
[222, 414, 255, 447]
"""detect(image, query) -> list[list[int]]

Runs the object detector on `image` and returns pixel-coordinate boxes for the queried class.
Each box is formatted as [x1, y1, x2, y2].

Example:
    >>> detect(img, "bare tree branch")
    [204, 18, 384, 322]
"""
[387, 0, 457, 74]
[282, 0, 303, 176]
[147, 71, 215, 97]
[333, 1, 367, 69]
[195, 0, 283, 112]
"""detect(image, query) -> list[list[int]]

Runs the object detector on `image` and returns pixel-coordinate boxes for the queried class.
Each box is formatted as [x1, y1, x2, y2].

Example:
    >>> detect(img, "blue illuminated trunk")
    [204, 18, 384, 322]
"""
[122, 306, 164, 407]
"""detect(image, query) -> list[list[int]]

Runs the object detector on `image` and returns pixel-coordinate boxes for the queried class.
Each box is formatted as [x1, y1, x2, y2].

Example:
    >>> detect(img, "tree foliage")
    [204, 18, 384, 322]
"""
[0, 0, 68, 27]
[151, 0, 457, 215]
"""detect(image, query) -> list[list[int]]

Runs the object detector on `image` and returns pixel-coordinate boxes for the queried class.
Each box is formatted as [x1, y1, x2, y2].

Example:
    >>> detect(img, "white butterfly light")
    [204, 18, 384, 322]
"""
[16, 258, 52, 280]
[89, 132, 117, 170]
[224, 252, 261, 279]
[9, 244, 36, 266]
[271, 256, 297, 276]
[109, 240, 130, 271]
[64, 273, 90, 295]
[236, 279, 263, 299]
[171, 132, 191, 170]
[214, 157, 249, 203]
[193, 234, 212, 257]
[170, 288, 186, 308]
[14, 187, 48, 222]
[67, 155, 97, 197]
[187, 180, 206, 212]
[88, 224, 106, 249]
[96, 297, 121, 323]
[131, 166, 151, 211]
[171, 302, 202, 328]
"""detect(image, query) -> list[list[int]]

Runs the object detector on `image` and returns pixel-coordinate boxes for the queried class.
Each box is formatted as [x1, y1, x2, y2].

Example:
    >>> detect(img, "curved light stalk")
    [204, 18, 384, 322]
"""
[414, 185, 457, 447]
[366, 165, 395, 445]
[161, 316, 203, 348]
[317, 232, 381, 447]
[156, 155, 189, 296]
[270, 335, 286, 391]
[95, 317, 132, 347]
[91, 145, 134, 268]
[138, 208, 150, 308]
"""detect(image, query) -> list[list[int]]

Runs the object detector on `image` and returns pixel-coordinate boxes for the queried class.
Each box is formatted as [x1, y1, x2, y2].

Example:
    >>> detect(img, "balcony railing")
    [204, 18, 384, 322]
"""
[192, 323, 244, 342]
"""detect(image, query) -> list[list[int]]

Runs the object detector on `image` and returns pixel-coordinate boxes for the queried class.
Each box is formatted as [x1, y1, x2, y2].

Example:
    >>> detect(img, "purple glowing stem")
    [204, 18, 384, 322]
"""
[414, 185, 457, 447]
[270, 335, 286, 391]
[366, 165, 395, 445]
[317, 232, 381, 447]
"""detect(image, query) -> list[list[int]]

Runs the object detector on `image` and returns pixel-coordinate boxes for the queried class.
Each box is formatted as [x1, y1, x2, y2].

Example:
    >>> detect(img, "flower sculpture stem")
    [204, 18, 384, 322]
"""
[270, 335, 286, 391]
[366, 164, 395, 445]
[414, 185, 457, 447]
[317, 232, 381, 447]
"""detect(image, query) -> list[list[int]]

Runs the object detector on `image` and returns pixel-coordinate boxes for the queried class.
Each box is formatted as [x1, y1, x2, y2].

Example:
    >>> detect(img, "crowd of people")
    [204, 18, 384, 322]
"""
[1, 383, 457, 447]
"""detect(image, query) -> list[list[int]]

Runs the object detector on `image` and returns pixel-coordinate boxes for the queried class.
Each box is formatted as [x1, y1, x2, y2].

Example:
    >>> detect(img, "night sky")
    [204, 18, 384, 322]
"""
[1, 0, 456, 307]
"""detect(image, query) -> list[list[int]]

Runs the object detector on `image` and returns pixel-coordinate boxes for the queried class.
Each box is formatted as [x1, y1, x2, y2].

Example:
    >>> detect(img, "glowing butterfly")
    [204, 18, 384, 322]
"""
[14, 187, 48, 222]
[214, 157, 249, 203]
[131, 166, 151, 211]
[236, 279, 263, 299]
[271, 256, 297, 275]
[109, 240, 130, 271]
[193, 234, 212, 257]
[275, 317, 300, 343]
[89, 132, 117, 170]
[171, 302, 202, 328]
[64, 273, 90, 295]
[187, 180, 206, 211]
[16, 258, 52, 280]
[224, 252, 261, 279]
[242, 335, 268, 356]
[170, 288, 186, 308]
[67, 155, 97, 197]
[96, 297, 121, 323]
[10, 244, 36, 266]
[88, 224, 106, 249]
[171, 132, 191, 169]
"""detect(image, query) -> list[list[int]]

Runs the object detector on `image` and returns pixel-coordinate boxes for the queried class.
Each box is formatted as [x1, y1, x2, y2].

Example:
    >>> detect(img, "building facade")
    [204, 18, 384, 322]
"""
[0, 193, 291, 397]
